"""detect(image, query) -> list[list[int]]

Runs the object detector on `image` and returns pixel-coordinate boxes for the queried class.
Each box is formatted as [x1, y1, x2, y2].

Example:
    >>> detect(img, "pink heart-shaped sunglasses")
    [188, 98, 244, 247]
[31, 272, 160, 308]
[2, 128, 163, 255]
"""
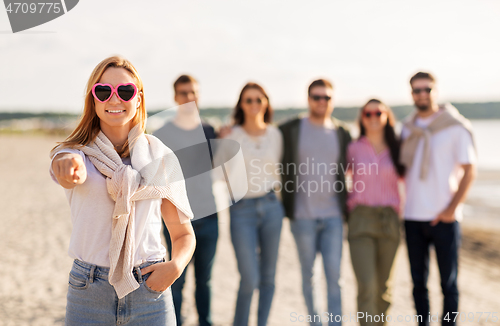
[91, 83, 138, 103]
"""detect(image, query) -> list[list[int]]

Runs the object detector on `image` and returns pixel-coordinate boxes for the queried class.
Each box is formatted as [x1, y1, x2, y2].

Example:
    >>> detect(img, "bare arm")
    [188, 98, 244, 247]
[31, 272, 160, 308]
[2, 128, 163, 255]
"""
[449, 164, 477, 211]
[160, 198, 196, 273]
[140, 198, 196, 292]
[431, 163, 477, 226]
[51, 153, 87, 189]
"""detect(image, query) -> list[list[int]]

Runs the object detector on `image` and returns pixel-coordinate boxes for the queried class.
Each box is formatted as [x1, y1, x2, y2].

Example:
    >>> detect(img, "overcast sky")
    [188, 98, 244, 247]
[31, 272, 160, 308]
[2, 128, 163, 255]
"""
[1, 0, 499, 112]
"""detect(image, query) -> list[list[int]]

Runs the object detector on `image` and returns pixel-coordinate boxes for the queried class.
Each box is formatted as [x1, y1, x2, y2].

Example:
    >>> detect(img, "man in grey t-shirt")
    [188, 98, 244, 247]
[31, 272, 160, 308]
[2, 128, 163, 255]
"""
[153, 75, 218, 326]
[279, 79, 351, 326]
[295, 117, 343, 220]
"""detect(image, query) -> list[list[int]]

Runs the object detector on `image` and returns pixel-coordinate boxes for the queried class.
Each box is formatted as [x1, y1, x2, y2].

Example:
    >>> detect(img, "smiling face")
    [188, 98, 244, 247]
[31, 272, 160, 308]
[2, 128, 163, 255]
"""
[308, 86, 334, 119]
[240, 88, 268, 122]
[411, 78, 437, 112]
[94, 67, 141, 135]
[361, 102, 388, 134]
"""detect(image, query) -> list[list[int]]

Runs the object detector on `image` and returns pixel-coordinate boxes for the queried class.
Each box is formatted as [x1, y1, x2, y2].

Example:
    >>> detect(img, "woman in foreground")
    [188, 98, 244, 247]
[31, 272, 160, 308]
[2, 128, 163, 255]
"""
[50, 56, 195, 325]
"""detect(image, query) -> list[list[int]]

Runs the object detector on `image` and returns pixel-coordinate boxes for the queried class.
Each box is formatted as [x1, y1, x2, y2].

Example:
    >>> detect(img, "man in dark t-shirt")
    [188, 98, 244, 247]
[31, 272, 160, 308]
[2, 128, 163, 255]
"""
[153, 75, 218, 326]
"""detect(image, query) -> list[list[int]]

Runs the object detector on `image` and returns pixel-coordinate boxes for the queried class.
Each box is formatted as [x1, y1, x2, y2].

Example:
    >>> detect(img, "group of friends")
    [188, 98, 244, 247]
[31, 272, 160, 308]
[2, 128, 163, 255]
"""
[50, 56, 476, 326]
[159, 71, 476, 326]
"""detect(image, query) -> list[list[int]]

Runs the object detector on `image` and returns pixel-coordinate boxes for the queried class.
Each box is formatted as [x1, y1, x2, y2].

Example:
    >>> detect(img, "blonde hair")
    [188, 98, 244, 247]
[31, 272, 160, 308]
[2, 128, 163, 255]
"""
[50, 56, 146, 158]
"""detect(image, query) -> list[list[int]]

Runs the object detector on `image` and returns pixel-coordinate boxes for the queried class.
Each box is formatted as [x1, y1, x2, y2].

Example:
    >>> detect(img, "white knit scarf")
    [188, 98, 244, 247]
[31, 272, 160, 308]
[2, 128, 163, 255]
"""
[78, 126, 193, 299]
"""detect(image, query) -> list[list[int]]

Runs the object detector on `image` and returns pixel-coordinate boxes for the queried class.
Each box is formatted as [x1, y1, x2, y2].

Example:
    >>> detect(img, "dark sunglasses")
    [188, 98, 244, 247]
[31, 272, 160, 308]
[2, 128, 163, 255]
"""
[363, 110, 383, 118]
[92, 83, 138, 103]
[412, 87, 432, 95]
[244, 98, 263, 104]
[310, 95, 332, 102]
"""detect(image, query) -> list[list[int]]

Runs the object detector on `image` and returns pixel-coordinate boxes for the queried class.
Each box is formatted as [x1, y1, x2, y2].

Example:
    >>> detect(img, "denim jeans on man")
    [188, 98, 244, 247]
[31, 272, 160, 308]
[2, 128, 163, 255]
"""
[291, 217, 343, 326]
[65, 259, 175, 325]
[405, 220, 460, 326]
[164, 213, 218, 326]
[230, 191, 284, 326]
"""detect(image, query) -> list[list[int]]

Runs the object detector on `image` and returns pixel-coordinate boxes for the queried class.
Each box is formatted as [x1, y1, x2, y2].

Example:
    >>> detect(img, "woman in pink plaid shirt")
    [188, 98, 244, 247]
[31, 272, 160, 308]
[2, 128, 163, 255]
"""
[346, 99, 405, 326]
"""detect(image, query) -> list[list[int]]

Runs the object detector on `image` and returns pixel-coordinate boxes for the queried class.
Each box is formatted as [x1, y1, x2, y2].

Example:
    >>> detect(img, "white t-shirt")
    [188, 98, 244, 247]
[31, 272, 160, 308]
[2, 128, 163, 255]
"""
[50, 148, 166, 267]
[401, 111, 476, 222]
[214, 125, 283, 199]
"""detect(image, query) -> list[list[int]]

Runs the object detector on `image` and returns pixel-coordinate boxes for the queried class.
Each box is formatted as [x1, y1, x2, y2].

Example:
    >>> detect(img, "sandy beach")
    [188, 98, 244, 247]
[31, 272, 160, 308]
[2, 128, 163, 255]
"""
[0, 134, 499, 326]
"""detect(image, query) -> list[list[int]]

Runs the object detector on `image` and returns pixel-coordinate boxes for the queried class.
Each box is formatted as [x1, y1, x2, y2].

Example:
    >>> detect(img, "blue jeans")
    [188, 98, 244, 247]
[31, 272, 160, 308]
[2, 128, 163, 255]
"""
[164, 213, 219, 326]
[290, 217, 343, 326]
[405, 220, 460, 326]
[230, 191, 284, 326]
[65, 258, 175, 325]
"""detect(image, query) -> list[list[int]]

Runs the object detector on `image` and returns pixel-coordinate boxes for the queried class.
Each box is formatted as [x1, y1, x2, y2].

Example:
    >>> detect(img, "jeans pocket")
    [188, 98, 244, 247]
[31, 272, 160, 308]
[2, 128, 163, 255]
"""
[143, 273, 165, 295]
[68, 271, 89, 290]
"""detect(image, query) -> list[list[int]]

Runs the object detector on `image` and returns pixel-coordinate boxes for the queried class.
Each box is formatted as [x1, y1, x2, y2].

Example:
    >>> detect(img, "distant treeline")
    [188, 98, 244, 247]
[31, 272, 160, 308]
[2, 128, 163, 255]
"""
[2, 102, 500, 122]
[167, 102, 500, 123]
[0, 112, 77, 121]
